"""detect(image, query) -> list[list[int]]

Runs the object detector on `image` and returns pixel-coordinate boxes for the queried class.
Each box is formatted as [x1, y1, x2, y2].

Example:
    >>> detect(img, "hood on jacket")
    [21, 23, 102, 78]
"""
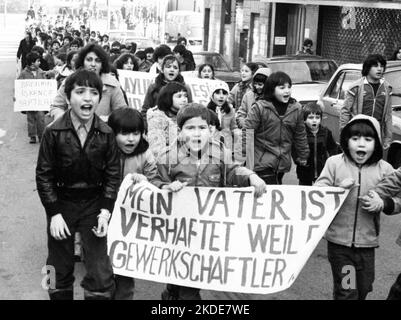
[209, 80, 230, 100]
[253, 67, 271, 80]
[340, 114, 383, 165]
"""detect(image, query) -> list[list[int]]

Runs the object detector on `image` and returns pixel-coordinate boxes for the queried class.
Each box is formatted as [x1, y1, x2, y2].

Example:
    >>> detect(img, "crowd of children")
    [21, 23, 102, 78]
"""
[24, 22, 401, 301]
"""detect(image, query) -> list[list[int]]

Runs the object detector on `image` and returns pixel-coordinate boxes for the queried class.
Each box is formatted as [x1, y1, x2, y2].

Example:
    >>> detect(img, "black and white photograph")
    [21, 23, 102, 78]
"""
[1, 0, 401, 310]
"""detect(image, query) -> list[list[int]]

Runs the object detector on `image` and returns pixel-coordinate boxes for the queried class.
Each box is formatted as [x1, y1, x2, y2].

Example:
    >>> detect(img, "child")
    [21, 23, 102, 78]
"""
[296, 102, 338, 185]
[135, 50, 152, 72]
[236, 67, 271, 129]
[314, 114, 394, 300]
[18, 51, 47, 144]
[207, 81, 237, 133]
[198, 63, 215, 80]
[108, 108, 158, 300]
[229, 62, 259, 111]
[244, 71, 309, 183]
[340, 54, 392, 149]
[152, 103, 266, 300]
[147, 82, 189, 159]
[207, 81, 240, 159]
[36, 69, 120, 300]
[113, 53, 139, 71]
[141, 55, 192, 128]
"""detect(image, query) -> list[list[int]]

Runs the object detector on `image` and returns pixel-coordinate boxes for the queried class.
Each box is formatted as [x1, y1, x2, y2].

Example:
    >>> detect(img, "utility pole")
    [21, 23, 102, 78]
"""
[107, 0, 110, 31]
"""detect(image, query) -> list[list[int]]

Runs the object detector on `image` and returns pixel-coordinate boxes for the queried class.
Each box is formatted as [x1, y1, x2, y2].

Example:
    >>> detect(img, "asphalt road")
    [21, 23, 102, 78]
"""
[0, 35, 400, 300]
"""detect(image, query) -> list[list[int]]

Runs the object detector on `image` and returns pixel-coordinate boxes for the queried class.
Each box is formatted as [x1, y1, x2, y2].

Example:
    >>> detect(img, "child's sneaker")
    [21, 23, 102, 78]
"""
[29, 136, 36, 144]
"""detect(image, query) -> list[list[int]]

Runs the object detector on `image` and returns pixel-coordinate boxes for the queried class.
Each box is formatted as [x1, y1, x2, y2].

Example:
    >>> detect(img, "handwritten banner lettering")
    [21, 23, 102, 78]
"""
[117, 70, 217, 110]
[108, 178, 349, 294]
[14, 80, 57, 112]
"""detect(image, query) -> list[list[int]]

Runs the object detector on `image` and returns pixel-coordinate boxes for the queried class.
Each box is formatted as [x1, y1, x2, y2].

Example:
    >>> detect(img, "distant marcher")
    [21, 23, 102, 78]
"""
[17, 31, 36, 69]
[198, 63, 215, 80]
[18, 52, 46, 144]
[229, 62, 259, 111]
[173, 44, 195, 71]
[340, 54, 392, 149]
[298, 38, 314, 55]
[135, 50, 152, 72]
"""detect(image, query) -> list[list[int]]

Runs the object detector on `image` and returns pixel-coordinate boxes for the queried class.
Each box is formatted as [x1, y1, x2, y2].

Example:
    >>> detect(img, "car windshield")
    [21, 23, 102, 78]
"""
[193, 54, 231, 72]
[268, 60, 337, 83]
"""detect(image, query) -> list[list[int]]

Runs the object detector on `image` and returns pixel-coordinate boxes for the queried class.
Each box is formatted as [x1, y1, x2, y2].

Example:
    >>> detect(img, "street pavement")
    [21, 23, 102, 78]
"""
[0, 16, 400, 300]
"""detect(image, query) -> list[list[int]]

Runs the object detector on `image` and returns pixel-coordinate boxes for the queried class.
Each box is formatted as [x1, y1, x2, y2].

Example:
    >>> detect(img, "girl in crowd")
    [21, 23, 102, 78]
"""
[56, 50, 78, 88]
[113, 53, 139, 71]
[141, 54, 192, 128]
[107, 108, 157, 300]
[197, 63, 215, 80]
[229, 62, 259, 111]
[207, 81, 242, 162]
[51, 43, 127, 121]
[244, 71, 309, 184]
[147, 82, 189, 159]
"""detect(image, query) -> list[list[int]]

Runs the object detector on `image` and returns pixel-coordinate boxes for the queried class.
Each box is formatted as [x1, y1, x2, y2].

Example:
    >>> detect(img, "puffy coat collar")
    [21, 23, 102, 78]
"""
[256, 98, 300, 116]
[51, 110, 112, 133]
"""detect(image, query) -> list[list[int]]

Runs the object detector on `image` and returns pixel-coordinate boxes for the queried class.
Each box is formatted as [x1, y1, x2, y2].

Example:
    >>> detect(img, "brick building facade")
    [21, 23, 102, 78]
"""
[203, 1, 401, 68]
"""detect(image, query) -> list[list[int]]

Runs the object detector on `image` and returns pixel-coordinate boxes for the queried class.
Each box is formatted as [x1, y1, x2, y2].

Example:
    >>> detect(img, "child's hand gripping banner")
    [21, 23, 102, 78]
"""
[108, 178, 349, 294]
[117, 70, 218, 110]
[14, 79, 57, 112]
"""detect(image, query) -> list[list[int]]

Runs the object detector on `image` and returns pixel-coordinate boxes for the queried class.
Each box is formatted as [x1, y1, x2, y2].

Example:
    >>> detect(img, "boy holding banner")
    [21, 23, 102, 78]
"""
[18, 52, 47, 144]
[152, 103, 266, 300]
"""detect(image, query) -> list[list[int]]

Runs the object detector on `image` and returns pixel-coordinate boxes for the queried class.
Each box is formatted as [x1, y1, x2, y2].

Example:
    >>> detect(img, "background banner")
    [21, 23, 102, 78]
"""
[117, 70, 218, 110]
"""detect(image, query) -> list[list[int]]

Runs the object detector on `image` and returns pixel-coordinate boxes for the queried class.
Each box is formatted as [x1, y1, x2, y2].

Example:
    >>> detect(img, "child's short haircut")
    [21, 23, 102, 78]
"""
[108, 108, 145, 135]
[69, 39, 81, 48]
[51, 39, 60, 48]
[303, 102, 323, 121]
[161, 54, 179, 70]
[153, 45, 172, 62]
[26, 52, 41, 66]
[64, 69, 103, 101]
[56, 52, 67, 63]
[177, 103, 210, 129]
[207, 109, 221, 131]
[31, 45, 45, 56]
[157, 82, 188, 114]
[135, 50, 146, 60]
[362, 54, 387, 76]
[144, 47, 154, 55]
[340, 120, 382, 165]
[198, 63, 215, 78]
[173, 44, 186, 56]
[263, 71, 292, 100]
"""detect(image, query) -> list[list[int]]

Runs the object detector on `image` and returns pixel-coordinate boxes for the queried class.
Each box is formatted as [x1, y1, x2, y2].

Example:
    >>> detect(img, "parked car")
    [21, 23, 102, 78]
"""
[181, 52, 241, 89]
[107, 30, 160, 50]
[318, 61, 401, 168]
[253, 54, 338, 105]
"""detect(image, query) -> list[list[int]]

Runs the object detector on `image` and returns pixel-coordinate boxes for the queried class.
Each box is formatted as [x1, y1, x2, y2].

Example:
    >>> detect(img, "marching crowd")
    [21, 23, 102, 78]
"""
[13, 16, 401, 301]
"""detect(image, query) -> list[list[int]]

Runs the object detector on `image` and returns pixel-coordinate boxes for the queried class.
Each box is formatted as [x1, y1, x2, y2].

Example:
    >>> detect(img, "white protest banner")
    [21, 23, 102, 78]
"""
[108, 178, 349, 295]
[14, 79, 57, 112]
[117, 70, 218, 110]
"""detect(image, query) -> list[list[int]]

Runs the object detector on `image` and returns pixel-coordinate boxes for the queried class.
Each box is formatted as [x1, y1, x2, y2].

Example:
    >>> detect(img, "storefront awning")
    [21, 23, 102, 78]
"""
[260, 0, 401, 9]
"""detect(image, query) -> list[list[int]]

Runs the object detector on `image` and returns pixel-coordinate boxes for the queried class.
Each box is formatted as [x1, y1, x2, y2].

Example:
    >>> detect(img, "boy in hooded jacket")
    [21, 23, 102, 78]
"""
[315, 114, 395, 300]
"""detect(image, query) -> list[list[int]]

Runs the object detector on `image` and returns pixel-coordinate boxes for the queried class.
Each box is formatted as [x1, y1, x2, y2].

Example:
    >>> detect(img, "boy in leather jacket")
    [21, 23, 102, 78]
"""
[36, 70, 120, 300]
